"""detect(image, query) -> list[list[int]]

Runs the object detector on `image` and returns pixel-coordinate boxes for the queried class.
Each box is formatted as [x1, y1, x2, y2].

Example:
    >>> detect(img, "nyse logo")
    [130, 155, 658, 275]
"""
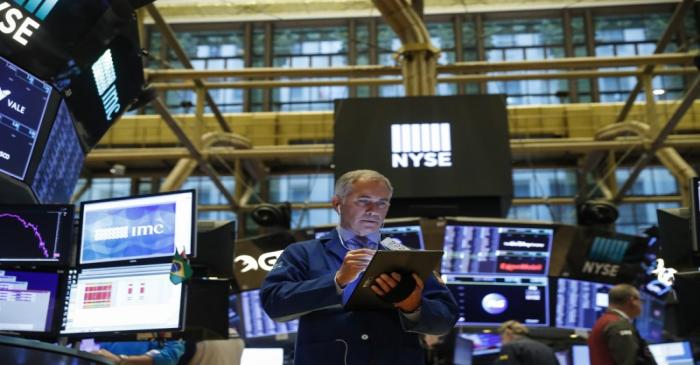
[92, 49, 121, 121]
[581, 260, 619, 277]
[391, 123, 452, 168]
[0, 0, 60, 47]
[13, 0, 59, 20]
[235, 250, 284, 273]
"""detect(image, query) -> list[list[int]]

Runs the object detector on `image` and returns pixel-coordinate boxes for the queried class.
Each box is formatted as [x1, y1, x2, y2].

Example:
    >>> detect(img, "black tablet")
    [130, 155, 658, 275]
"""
[342, 250, 444, 310]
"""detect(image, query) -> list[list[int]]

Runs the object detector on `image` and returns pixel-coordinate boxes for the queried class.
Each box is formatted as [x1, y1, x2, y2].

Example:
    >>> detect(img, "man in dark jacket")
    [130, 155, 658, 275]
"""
[588, 284, 656, 365]
[493, 320, 558, 365]
[260, 169, 458, 365]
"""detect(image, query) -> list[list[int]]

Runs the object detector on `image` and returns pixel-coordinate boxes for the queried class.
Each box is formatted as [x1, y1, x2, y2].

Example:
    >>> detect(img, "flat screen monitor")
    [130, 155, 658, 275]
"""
[79, 190, 196, 265]
[0, 269, 64, 335]
[30, 100, 84, 204]
[191, 220, 236, 278]
[636, 291, 665, 343]
[0, 204, 73, 265]
[0, 55, 53, 182]
[667, 271, 700, 336]
[60, 263, 186, 336]
[456, 333, 501, 356]
[571, 345, 590, 365]
[648, 341, 694, 365]
[555, 278, 613, 329]
[446, 274, 550, 327]
[238, 289, 298, 340]
[442, 219, 554, 276]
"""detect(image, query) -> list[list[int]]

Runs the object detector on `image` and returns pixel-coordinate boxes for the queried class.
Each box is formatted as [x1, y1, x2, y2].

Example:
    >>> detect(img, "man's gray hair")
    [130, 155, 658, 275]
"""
[334, 170, 393, 199]
[608, 284, 639, 306]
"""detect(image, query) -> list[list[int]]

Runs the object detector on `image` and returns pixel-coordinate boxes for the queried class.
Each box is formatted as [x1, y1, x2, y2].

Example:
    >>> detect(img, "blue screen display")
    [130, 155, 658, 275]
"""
[555, 278, 613, 329]
[81, 203, 177, 264]
[0, 56, 52, 180]
[31, 101, 84, 204]
[79, 191, 195, 265]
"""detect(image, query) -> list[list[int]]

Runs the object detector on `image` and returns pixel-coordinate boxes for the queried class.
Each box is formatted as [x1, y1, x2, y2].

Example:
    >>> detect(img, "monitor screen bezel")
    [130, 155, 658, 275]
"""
[442, 217, 556, 276]
[0, 204, 75, 267]
[0, 267, 69, 338]
[77, 189, 197, 267]
[446, 274, 551, 327]
[59, 263, 188, 338]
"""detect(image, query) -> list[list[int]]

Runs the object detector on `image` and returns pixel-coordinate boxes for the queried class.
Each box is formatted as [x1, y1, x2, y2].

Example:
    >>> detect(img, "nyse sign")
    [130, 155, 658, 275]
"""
[581, 260, 620, 278]
[391, 123, 453, 168]
[0, 0, 59, 46]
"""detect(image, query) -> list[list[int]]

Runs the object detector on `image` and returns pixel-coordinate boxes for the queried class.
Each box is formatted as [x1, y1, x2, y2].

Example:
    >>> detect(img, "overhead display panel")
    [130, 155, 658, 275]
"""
[0, 56, 51, 181]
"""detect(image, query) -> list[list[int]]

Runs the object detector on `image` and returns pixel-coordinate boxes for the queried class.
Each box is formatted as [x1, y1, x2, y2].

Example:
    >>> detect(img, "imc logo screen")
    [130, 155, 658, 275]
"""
[0, 0, 59, 46]
[390, 123, 452, 168]
[81, 203, 177, 264]
[0, 56, 51, 180]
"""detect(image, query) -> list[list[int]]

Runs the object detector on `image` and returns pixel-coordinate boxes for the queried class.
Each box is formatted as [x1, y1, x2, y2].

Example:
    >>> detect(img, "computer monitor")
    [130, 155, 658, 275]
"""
[0, 268, 65, 336]
[30, 100, 85, 204]
[191, 220, 236, 278]
[571, 345, 590, 365]
[555, 278, 613, 329]
[648, 341, 694, 365]
[0, 55, 53, 182]
[636, 290, 665, 343]
[238, 289, 298, 340]
[441, 219, 554, 276]
[446, 274, 550, 326]
[456, 332, 501, 356]
[0, 204, 74, 266]
[78, 190, 196, 265]
[59, 263, 186, 336]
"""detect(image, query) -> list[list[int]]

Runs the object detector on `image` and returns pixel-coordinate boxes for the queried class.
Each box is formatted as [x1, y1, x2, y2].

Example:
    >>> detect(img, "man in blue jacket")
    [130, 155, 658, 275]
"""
[261, 169, 458, 365]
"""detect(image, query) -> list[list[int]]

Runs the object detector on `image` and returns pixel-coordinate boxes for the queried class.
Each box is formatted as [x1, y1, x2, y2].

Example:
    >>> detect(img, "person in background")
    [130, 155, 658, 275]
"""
[93, 339, 185, 365]
[260, 169, 458, 365]
[493, 320, 558, 365]
[588, 284, 656, 365]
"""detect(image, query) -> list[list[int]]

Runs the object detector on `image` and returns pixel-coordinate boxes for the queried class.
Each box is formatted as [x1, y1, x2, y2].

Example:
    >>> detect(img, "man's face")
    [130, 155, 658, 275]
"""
[333, 178, 391, 237]
[627, 290, 643, 319]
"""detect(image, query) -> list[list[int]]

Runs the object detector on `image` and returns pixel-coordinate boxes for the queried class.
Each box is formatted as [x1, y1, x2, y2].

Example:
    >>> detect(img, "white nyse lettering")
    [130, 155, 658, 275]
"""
[0, 3, 40, 46]
[391, 123, 453, 168]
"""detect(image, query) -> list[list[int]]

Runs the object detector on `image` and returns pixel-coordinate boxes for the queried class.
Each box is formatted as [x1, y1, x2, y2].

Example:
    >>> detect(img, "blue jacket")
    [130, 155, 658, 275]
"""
[260, 229, 458, 365]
